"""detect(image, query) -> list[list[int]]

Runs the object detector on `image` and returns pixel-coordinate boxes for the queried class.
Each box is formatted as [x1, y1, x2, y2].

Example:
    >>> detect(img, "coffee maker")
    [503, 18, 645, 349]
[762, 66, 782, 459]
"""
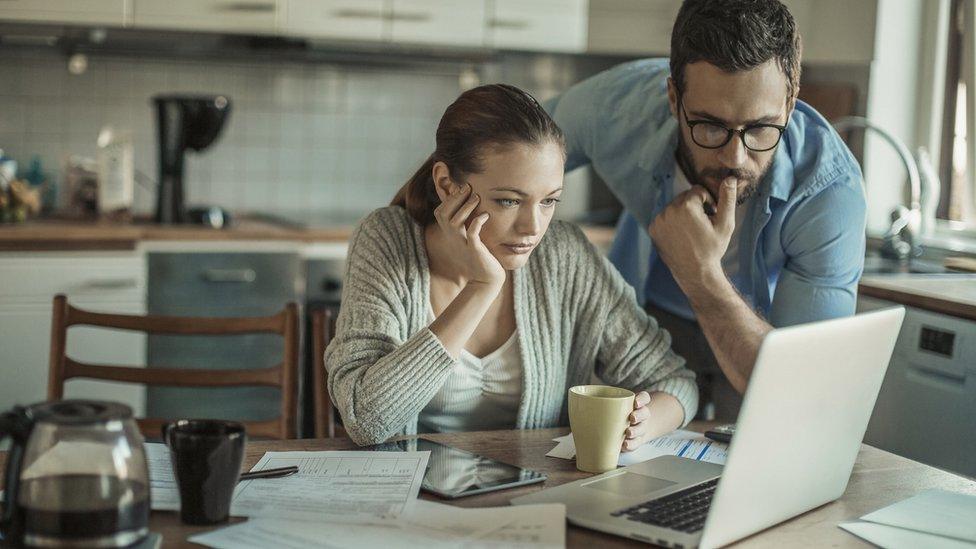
[153, 94, 231, 224]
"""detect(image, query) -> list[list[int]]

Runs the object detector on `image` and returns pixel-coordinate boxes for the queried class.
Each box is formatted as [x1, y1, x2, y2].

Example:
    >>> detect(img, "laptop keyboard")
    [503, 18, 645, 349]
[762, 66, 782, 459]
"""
[611, 478, 719, 534]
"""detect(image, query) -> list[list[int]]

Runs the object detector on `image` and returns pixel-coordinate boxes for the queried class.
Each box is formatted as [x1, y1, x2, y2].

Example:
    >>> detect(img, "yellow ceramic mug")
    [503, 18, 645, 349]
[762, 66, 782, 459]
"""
[568, 385, 635, 473]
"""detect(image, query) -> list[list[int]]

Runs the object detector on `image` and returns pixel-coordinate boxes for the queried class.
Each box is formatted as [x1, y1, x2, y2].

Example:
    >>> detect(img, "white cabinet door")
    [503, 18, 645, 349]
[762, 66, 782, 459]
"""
[0, 252, 147, 415]
[132, 0, 279, 34]
[283, 0, 387, 41]
[488, 0, 588, 53]
[782, 0, 876, 64]
[391, 0, 485, 47]
[587, 0, 678, 55]
[0, 0, 127, 26]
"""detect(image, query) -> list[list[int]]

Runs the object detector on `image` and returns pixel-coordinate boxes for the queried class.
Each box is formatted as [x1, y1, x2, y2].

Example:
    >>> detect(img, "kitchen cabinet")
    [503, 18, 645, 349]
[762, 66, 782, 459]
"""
[586, 0, 876, 63]
[587, 0, 677, 55]
[132, 0, 280, 35]
[488, 0, 588, 53]
[0, 252, 148, 415]
[0, 0, 128, 26]
[283, 0, 387, 42]
[781, 0, 876, 64]
[391, 0, 485, 47]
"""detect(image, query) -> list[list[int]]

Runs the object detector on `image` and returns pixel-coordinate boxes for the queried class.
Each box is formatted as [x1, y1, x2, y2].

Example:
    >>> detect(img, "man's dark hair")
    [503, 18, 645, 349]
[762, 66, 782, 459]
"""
[670, 0, 802, 105]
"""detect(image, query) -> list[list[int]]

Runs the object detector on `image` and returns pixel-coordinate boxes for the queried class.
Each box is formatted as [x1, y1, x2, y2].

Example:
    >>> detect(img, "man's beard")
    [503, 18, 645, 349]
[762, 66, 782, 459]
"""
[675, 131, 771, 206]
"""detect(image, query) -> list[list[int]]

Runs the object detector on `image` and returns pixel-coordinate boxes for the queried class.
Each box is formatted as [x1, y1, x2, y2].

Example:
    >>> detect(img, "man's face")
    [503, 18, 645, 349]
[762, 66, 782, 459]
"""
[667, 60, 791, 204]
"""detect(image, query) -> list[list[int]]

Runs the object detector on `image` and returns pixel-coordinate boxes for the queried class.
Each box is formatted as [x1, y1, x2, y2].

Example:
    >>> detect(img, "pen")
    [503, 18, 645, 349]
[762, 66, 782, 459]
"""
[239, 465, 299, 481]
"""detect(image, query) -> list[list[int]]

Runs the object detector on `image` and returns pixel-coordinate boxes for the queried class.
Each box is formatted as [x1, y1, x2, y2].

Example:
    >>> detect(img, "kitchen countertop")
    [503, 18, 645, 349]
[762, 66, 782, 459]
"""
[0, 218, 354, 251]
[0, 217, 617, 252]
[5, 218, 973, 320]
[859, 274, 976, 322]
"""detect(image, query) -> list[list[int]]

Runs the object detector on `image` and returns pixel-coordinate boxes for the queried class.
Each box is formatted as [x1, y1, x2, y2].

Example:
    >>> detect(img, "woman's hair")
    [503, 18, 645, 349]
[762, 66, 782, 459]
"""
[392, 83, 565, 225]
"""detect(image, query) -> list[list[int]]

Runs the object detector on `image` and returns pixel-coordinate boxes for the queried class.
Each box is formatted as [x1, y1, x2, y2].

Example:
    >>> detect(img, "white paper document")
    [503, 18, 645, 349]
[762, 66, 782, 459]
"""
[839, 521, 976, 549]
[144, 442, 179, 511]
[189, 500, 565, 549]
[839, 489, 976, 548]
[229, 450, 430, 522]
[546, 429, 728, 466]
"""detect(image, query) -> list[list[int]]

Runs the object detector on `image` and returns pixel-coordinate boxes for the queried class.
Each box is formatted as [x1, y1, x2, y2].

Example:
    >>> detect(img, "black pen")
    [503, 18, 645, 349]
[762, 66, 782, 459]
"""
[239, 465, 299, 481]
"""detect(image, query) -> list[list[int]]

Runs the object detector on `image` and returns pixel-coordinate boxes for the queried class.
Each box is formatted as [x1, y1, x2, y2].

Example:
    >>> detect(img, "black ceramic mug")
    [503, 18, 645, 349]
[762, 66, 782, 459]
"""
[162, 419, 246, 525]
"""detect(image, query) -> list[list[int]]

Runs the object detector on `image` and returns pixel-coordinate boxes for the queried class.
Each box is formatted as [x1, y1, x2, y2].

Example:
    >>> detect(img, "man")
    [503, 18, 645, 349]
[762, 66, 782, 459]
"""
[546, 0, 865, 419]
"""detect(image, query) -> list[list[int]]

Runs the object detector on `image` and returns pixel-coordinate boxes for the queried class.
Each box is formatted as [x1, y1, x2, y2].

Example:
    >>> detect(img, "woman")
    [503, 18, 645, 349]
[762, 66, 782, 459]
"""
[325, 84, 697, 448]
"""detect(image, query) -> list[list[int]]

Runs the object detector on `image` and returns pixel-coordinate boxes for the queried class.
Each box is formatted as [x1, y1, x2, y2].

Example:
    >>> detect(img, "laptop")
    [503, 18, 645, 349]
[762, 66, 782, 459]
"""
[512, 307, 905, 548]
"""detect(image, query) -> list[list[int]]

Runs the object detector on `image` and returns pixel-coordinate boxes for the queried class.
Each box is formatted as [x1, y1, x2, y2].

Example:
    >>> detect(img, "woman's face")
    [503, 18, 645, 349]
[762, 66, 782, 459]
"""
[438, 141, 565, 271]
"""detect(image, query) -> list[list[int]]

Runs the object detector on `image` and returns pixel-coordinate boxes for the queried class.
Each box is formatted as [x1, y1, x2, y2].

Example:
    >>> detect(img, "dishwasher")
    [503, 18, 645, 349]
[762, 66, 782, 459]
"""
[146, 252, 301, 426]
[859, 296, 976, 478]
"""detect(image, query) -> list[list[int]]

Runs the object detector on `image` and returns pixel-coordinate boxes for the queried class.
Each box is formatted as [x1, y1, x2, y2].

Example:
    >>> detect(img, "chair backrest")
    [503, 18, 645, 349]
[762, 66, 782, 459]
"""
[48, 294, 299, 439]
[311, 307, 343, 438]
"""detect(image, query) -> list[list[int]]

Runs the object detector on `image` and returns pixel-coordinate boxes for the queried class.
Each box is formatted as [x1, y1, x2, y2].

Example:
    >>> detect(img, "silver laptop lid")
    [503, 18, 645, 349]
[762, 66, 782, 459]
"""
[699, 307, 905, 549]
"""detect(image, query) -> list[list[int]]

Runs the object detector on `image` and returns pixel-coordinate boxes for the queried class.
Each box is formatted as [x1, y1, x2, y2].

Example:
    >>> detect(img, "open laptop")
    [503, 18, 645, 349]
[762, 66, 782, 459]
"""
[512, 307, 905, 548]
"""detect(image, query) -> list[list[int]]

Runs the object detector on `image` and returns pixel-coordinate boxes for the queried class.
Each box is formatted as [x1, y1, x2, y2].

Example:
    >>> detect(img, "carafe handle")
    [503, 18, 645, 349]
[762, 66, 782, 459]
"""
[0, 406, 33, 541]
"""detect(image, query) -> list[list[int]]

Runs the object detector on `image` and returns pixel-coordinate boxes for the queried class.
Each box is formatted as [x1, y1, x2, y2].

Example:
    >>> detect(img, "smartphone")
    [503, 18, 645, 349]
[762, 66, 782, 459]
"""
[704, 423, 736, 443]
[365, 437, 546, 499]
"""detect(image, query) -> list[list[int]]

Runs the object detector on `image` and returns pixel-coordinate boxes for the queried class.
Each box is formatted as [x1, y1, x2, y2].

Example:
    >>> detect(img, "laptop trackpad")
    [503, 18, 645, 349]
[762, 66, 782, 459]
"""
[583, 472, 675, 497]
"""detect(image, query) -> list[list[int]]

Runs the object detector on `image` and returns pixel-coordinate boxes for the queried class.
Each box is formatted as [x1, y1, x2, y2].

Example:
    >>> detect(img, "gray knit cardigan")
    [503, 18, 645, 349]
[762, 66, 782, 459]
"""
[325, 206, 698, 446]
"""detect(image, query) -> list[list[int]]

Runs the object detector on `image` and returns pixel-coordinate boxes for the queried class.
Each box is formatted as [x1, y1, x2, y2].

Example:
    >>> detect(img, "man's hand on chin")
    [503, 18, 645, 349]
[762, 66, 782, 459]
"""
[649, 179, 738, 291]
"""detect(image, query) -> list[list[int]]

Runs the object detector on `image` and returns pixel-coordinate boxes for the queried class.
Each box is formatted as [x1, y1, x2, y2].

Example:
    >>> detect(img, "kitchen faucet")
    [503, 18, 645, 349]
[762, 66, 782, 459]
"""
[832, 116, 923, 261]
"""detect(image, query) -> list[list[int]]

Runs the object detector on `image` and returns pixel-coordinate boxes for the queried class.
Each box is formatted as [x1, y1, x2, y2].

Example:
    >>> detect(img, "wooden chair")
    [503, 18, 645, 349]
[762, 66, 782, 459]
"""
[48, 294, 299, 439]
[311, 307, 345, 438]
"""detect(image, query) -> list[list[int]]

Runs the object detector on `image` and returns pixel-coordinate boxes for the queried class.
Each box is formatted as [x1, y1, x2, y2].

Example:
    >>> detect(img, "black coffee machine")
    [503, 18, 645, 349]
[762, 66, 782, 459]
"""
[153, 94, 231, 224]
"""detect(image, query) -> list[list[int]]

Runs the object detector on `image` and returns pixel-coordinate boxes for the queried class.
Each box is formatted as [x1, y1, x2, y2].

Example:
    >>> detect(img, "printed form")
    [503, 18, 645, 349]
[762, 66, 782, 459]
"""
[144, 445, 430, 522]
[230, 451, 430, 522]
[546, 430, 728, 466]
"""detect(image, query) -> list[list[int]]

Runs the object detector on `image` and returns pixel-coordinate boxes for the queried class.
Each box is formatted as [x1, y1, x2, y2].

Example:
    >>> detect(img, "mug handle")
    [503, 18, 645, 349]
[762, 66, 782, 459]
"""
[161, 421, 174, 447]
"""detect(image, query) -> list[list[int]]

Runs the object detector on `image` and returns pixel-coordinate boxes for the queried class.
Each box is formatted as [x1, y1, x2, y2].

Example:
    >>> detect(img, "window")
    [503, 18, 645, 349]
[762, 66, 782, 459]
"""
[939, 0, 976, 224]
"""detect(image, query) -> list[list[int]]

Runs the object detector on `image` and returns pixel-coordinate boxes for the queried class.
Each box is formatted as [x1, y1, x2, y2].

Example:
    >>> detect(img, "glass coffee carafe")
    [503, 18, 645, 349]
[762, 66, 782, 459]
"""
[0, 400, 150, 548]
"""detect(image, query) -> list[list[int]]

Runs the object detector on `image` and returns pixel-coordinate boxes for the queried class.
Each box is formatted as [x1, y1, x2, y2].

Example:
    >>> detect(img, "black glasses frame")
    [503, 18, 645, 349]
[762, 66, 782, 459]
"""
[679, 97, 787, 152]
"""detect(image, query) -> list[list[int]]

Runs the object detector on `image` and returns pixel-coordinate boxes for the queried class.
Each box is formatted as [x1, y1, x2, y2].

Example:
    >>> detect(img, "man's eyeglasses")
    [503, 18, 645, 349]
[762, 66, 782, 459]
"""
[679, 99, 787, 152]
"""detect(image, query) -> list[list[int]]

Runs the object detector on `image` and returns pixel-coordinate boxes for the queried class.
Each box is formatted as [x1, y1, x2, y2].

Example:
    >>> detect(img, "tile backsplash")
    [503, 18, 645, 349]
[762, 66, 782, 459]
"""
[0, 49, 469, 219]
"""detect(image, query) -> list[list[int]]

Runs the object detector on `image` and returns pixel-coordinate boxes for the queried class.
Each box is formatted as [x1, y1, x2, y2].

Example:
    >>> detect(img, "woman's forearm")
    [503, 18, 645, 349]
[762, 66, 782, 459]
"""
[428, 280, 502, 358]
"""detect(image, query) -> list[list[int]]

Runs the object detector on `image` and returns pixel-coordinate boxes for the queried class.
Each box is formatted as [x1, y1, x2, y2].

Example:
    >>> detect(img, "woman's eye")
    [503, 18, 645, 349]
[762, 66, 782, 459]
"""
[495, 198, 520, 208]
[541, 198, 561, 208]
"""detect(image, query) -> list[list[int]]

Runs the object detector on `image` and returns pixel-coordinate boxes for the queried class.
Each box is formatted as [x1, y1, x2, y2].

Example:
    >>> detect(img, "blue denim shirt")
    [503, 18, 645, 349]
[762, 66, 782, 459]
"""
[546, 59, 866, 327]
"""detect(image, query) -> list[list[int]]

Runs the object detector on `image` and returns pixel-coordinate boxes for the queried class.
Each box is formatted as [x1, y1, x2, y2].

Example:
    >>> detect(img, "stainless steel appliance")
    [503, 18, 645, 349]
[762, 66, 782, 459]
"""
[860, 296, 976, 477]
[146, 252, 300, 426]
[301, 255, 345, 437]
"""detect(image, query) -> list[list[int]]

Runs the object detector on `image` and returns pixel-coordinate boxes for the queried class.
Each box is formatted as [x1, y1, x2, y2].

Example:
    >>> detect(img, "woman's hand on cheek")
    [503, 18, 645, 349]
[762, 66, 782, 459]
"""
[622, 391, 652, 452]
[433, 183, 506, 289]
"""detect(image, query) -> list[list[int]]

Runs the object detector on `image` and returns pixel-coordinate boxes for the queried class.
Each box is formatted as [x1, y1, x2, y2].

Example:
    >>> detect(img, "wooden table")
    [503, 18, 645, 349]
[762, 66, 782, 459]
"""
[3, 423, 975, 547]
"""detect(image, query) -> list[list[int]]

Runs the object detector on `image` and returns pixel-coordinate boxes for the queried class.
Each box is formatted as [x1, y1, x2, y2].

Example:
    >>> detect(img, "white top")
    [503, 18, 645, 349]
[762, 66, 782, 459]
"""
[418, 306, 523, 433]
[672, 163, 752, 278]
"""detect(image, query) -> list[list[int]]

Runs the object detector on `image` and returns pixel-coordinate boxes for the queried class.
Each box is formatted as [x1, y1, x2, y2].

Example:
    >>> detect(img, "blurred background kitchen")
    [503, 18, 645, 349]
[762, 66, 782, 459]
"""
[1, 1, 973, 478]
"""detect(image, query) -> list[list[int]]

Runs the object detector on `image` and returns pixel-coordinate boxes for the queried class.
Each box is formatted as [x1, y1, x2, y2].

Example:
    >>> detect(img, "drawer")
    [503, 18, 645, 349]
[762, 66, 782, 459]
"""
[283, 0, 387, 41]
[0, 252, 146, 305]
[148, 252, 299, 313]
[391, 0, 485, 47]
[132, 0, 279, 34]
[0, 0, 127, 26]
[488, 0, 587, 53]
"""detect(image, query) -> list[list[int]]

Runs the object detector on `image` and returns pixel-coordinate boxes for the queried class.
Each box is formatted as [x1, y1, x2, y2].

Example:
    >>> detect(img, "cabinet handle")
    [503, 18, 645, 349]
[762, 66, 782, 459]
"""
[331, 9, 385, 20]
[217, 2, 276, 13]
[390, 11, 433, 23]
[81, 278, 141, 290]
[203, 268, 257, 283]
[488, 18, 529, 30]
